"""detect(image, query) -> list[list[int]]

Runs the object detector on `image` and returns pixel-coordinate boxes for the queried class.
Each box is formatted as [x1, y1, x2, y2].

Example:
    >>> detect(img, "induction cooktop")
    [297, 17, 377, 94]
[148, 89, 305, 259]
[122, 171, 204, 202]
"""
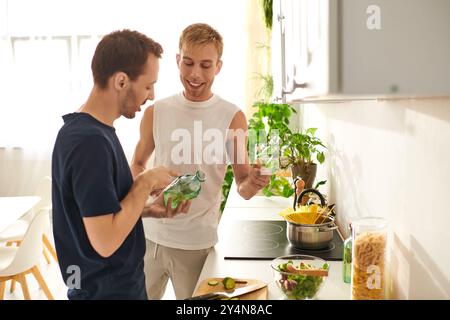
[222, 220, 343, 261]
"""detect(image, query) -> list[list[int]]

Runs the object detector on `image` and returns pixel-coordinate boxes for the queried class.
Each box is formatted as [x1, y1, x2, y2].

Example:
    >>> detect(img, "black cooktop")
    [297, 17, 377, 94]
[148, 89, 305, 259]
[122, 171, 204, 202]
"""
[222, 220, 343, 261]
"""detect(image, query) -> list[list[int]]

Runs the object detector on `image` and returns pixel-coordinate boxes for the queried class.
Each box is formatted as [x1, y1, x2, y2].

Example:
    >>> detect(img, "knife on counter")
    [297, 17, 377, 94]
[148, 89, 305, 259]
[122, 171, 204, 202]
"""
[186, 282, 267, 300]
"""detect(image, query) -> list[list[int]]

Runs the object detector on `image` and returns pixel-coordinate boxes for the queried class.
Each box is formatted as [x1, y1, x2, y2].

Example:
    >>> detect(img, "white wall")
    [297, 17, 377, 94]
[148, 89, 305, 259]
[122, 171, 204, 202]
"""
[297, 97, 450, 299]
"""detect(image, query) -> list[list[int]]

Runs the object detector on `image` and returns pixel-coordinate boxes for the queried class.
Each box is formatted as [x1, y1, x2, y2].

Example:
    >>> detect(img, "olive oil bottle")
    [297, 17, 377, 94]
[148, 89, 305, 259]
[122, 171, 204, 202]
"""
[343, 223, 352, 283]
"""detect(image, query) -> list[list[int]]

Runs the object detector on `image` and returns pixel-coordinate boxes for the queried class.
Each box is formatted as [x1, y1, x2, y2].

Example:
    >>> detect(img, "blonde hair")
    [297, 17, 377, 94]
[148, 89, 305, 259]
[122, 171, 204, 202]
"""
[179, 23, 223, 58]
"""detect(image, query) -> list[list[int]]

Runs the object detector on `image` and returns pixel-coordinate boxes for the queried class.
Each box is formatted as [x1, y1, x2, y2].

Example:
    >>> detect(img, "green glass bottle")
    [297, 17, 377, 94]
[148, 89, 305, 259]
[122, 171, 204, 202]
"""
[343, 223, 352, 283]
[163, 170, 206, 209]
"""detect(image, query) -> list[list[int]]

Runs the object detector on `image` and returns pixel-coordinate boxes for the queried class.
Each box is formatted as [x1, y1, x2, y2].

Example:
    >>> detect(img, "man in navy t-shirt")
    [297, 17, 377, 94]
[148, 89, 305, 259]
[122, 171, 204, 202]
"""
[51, 30, 191, 300]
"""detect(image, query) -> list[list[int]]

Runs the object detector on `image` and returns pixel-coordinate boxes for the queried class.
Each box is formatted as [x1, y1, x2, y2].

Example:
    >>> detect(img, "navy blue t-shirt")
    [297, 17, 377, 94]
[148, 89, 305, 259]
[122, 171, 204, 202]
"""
[51, 113, 146, 300]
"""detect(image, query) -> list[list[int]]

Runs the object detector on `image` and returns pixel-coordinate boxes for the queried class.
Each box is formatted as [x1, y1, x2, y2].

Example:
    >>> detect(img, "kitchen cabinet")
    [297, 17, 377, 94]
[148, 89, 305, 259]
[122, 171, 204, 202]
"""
[272, 0, 450, 102]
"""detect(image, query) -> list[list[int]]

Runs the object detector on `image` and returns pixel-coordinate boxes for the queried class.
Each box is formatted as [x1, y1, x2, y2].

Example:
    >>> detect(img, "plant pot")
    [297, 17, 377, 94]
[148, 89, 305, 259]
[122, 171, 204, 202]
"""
[291, 162, 317, 189]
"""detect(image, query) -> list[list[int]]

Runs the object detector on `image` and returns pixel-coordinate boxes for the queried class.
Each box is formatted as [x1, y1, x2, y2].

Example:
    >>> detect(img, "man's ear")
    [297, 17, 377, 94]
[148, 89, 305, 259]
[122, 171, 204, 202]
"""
[215, 60, 223, 76]
[114, 72, 128, 91]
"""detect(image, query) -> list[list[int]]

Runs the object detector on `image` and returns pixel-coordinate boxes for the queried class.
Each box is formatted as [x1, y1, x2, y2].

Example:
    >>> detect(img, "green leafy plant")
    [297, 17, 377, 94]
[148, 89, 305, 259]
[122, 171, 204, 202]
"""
[261, 0, 273, 30]
[249, 102, 296, 136]
[220, 165, 234, 212]
[314, 180, 327, 190]
[248, 101, 296, 159]
[279, 127, 326, 168]
[247, 102, 297, 197]
[253, 41, 273, 103]
[262, 175, 295, 198]
[247, 102, 327, 197]
[254, 73, 274, 103]
[275, 126, 327, 190]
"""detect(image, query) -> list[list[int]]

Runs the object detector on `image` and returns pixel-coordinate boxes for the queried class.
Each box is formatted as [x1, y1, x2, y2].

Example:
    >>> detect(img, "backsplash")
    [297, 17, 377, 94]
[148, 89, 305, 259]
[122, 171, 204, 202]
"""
[297, 97, 450, 299]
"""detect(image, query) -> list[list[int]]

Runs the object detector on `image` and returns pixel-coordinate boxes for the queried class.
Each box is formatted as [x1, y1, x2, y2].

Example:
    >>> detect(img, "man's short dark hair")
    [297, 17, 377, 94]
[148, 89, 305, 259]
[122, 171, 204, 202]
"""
[91, 29, 163, 89]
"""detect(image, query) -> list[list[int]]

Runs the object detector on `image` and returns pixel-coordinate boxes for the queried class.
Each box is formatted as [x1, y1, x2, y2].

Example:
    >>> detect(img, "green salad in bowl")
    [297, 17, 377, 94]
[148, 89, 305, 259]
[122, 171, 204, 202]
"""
[271, 255, 330, 300]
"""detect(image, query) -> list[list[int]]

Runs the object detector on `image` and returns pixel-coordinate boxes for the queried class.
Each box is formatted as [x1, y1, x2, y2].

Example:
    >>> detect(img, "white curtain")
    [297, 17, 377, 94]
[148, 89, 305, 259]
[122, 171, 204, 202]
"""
[0, 0, 248, 195]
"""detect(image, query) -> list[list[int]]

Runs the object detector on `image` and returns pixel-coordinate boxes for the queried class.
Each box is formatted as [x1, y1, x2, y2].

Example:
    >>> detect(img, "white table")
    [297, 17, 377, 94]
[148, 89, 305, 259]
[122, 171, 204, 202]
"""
[196, 182, 351, 299]
[0, 196, 41, 233]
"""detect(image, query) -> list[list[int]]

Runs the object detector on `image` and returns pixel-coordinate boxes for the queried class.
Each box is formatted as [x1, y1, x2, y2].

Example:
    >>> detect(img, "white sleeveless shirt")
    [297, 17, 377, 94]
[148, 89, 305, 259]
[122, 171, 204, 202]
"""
[143, 92, 240, 250]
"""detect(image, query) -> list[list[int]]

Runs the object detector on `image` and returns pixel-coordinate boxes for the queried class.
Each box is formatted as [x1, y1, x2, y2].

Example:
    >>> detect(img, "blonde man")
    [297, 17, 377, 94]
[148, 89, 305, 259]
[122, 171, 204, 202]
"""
[131, 23, 269, 299]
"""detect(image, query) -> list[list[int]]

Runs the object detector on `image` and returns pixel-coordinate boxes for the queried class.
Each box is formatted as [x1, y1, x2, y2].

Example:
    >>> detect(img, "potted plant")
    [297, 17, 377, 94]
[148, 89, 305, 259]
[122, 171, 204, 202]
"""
[247, 101, 297, 197]
[278, 127, 326, 189]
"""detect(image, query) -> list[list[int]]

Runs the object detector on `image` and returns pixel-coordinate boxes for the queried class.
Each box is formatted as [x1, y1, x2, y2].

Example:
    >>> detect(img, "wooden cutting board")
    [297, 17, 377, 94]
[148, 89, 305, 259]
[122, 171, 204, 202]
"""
[193, 278, 268, 300]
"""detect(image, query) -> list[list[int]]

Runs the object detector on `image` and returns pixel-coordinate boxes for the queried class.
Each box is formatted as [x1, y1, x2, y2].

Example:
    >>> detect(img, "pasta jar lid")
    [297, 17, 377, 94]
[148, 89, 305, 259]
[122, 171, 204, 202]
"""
[352, 217, 388, 231]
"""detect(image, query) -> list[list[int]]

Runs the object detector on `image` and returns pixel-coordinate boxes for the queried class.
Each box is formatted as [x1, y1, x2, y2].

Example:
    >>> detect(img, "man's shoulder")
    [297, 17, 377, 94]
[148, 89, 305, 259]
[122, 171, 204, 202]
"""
[56, 119, 112, 154]
[215, 95, 240, 111]
[154, 93, 179, 107]
[57, 131, 110, 152]
[59, 113, 111, 135]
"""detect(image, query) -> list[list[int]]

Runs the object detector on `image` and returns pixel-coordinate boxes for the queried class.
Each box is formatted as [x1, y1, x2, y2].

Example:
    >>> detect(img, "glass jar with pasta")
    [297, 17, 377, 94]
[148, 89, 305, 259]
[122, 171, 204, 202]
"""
[351, 217, 389, 300]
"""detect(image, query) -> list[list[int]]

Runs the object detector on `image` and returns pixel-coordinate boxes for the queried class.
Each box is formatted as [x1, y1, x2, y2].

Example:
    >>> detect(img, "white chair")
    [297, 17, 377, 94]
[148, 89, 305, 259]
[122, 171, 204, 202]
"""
[0, 210, 54, 300]
[0, 176, 57, 264]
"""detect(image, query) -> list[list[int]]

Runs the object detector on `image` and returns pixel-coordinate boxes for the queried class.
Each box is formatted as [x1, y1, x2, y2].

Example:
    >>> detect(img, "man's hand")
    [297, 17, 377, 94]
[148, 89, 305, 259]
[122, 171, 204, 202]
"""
[248, 163, 270, 189]
[136, 166, 178, 193]
[142, 192, 191, 219]
[237, 163, 270, 200]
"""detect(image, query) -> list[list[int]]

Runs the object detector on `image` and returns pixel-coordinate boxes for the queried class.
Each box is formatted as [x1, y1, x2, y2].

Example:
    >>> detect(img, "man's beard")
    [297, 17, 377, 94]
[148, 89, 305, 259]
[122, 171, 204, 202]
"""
[121, 87, 138, 119]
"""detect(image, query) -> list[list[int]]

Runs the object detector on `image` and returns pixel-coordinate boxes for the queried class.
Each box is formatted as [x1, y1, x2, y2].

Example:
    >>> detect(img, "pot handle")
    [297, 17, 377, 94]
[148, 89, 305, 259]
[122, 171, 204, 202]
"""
[297, 188, 326, 207]
[318, 225, 338, 232]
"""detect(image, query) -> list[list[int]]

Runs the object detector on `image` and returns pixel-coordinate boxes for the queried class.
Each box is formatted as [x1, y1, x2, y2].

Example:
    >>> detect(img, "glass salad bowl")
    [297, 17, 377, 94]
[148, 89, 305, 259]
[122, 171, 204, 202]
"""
[271, 255, 330, 300]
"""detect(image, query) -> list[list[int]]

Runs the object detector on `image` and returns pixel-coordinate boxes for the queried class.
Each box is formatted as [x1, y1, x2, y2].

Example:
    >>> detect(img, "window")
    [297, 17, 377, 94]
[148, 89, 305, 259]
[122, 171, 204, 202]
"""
[0, 0, 247, 158]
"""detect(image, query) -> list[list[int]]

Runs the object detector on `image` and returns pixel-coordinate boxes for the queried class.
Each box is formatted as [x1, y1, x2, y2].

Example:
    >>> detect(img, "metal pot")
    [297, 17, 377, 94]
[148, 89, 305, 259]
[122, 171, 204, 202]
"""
[287, 216, 338, 250]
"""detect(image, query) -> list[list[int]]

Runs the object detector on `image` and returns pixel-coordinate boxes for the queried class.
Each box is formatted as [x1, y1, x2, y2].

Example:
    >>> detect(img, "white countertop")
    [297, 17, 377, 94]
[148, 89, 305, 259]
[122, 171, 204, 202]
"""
[195, 182, 351, 300]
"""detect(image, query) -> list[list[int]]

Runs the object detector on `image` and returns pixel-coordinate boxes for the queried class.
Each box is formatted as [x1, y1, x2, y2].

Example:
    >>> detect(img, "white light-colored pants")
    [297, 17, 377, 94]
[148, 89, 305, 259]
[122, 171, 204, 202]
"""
[144, 239, 211, 300]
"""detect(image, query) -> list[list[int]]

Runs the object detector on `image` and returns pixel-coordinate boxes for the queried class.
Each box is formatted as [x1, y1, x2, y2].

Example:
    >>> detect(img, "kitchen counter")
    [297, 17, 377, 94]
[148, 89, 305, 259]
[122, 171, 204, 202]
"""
[195, 182, 351, 300]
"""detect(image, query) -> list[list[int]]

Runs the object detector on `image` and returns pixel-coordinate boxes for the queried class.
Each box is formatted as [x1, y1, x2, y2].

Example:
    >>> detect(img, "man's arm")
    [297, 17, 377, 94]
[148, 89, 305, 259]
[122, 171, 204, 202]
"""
[131, 106, 156, 179]
[228, 111, 270, 200]
[83, 167, 177, 258]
